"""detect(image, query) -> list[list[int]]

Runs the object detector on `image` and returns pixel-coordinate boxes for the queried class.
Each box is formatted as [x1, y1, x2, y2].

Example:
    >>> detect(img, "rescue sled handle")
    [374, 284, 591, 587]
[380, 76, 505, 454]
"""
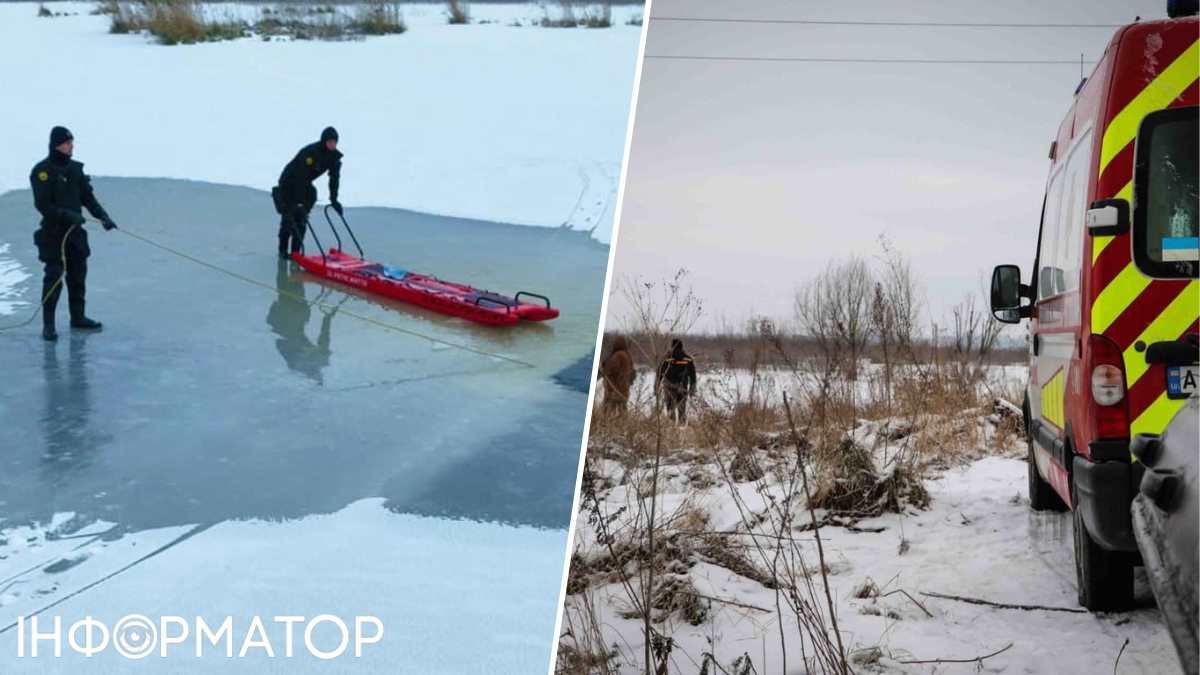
[515, 291, 552, 309]
[304, 213, 328, 265]
[474, 296, 512, 314]
[324, 205, 365, 258]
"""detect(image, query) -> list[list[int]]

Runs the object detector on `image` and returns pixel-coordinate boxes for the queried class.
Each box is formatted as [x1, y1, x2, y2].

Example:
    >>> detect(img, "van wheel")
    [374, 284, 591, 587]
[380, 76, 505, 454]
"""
[1073, 496, 1134, 611]
[1027, 437, 1066, 511]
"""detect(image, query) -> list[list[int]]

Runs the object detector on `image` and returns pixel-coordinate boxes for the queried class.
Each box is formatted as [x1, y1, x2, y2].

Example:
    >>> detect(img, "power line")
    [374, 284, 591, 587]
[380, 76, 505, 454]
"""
[649, 16, 1123, 28]
[644, 54, 1094, 65]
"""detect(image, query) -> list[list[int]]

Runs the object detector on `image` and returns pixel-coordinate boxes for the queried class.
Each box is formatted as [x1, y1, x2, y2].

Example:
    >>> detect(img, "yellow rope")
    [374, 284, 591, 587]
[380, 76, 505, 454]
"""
[117, 228, 535, 368]
[0, 223, 76, 333]
[3, 225, 536, 370]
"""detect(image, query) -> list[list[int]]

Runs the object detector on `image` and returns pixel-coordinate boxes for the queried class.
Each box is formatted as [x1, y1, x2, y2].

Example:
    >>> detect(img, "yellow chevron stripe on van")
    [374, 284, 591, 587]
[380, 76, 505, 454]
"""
[1099, 39, 1200, 174]
[1131, 391, 1189, 436]
[1091, 181, 1133, 264]
[1041, 369, 1066, 430]
[1093, 263, 1153, 335]
[1124, 281, 1200, 387]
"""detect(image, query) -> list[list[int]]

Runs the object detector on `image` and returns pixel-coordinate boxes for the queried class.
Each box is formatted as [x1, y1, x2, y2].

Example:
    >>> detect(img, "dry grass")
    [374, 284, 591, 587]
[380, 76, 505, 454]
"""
[581, 4, 612, 28]
[105, 1, 244, 44]
[446, 0, 469, 25]
[350, 0, 405, 35]
[563, 258, 1024, 673]
[103, 2, 409, 43]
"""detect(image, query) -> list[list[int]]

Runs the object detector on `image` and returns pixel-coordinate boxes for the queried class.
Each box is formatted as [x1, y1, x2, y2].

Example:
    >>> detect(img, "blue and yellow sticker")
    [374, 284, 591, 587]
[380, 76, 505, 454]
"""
[1163, 237, 1200, 262]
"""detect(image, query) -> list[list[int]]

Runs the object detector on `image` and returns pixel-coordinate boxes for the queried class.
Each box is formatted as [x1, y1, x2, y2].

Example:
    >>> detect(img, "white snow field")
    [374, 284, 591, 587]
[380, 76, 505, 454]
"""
[564, 371, 1177, 674]
[0, 500, 567, 672]
[0, 1, 642, 243]
[564, 454, 1176, 675]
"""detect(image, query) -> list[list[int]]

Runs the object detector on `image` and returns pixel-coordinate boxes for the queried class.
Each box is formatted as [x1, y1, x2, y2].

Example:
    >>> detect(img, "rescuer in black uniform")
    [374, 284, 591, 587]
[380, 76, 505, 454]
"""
[657, 338, 698, 423]
[30, 126, 117, 342]
[275, 127, 343, 259]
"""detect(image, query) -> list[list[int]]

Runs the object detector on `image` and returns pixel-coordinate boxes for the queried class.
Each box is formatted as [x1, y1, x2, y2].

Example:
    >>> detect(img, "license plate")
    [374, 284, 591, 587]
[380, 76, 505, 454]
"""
[1166, 365, 1199, 399]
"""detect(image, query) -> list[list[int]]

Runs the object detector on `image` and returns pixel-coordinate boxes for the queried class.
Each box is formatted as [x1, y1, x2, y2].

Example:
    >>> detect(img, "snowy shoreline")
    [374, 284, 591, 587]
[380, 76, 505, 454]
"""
[0, 2, 641, 242]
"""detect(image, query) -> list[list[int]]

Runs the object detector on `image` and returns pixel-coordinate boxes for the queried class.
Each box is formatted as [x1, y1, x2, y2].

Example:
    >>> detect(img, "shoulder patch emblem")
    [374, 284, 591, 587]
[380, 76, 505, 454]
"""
[305, 156, 315, 166]
[37, 171, 49, 182]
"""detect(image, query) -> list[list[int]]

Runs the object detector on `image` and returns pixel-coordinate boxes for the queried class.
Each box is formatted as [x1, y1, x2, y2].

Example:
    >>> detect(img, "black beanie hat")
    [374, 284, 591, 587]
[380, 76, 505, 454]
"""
[49, 126, 73, 150]
[321, 126, 338, 143]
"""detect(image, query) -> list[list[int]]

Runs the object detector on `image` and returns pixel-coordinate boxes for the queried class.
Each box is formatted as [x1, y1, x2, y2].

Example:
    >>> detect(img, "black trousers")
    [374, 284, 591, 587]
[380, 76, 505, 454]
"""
[36, 226, 89, 326]
[663, 386, 689, 423]
[276, 183, 317, 255]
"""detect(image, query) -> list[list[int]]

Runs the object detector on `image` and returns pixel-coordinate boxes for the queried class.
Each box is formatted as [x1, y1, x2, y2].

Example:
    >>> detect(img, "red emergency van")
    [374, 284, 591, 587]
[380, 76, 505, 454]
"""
[990, 2, 1198, 613]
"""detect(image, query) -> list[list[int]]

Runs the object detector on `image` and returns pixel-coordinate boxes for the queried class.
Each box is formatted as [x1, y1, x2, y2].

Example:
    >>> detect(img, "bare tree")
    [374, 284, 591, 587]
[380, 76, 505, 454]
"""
[949, 292, 1003, 384]
[794, 255, 875, 381]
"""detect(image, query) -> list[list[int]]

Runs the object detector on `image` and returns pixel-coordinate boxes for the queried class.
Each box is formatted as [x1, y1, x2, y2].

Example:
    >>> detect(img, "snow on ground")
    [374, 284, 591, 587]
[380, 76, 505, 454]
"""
[0, 243, 31, 316]
[0, 499, 566, 672]
[564, 453, 1176, 674]
[0, 2, 642, 242]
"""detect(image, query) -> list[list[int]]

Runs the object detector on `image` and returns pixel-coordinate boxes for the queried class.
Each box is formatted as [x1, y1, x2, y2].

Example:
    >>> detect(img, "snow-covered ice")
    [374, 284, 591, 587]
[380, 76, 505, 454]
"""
[0, 499, 567, 672]
[0, 2, 642, 242]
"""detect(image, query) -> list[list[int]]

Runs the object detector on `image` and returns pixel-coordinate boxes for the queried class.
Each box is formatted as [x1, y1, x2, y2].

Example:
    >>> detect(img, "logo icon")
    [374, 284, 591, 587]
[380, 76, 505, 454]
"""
[305, 157, 315, 166]
[37, 171, 49, 182]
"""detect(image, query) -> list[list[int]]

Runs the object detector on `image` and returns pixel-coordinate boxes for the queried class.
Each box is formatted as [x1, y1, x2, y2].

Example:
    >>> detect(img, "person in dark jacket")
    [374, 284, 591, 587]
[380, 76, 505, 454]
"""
[656, 338, 697, 423]
[275, 126, 343, 259]
[30, 126, 117, 342]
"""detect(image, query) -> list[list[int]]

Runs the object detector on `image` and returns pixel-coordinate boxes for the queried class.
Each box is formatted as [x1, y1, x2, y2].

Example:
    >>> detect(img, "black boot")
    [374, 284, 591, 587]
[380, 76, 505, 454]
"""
[70, 316, 103, 331]
[43, 323, 57, 342]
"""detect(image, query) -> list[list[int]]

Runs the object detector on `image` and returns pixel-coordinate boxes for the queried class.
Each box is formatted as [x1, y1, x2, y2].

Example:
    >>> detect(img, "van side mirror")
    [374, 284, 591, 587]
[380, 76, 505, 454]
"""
[990, 264, 1030, 324]
[1086, 198, 1129, 236]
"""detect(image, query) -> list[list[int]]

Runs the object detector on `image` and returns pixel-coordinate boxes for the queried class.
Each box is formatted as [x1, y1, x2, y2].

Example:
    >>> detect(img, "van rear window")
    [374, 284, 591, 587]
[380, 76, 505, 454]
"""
[1134, 106, 1199, 278]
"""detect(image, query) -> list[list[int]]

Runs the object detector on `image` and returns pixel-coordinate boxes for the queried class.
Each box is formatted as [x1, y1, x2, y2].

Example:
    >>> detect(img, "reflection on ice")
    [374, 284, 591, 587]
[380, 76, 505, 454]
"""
[266, 260, 341, 386]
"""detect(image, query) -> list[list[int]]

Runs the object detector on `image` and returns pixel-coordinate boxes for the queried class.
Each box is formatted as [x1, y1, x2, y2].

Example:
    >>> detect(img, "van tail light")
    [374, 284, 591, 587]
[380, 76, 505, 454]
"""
[1087, 334, 1129, 439]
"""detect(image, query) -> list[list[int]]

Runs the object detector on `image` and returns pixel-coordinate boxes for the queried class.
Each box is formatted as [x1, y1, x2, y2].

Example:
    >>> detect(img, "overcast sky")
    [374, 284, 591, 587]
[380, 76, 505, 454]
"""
[606, 0, 1167, 333]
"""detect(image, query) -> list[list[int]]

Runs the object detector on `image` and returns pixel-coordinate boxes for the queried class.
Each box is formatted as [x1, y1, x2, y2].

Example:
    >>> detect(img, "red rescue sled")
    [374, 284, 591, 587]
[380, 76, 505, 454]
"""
[291, 206, 559, 327]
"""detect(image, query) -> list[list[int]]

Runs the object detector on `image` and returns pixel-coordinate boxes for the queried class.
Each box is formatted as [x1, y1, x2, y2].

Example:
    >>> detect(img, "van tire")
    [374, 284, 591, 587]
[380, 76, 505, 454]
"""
[1028, 437, 1066, 511]
[1073, 492, 1135, 611]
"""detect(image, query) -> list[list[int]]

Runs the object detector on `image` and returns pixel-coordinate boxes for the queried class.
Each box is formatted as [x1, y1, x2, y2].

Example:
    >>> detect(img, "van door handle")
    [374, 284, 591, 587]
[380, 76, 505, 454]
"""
[1033, 334, 1041, 356]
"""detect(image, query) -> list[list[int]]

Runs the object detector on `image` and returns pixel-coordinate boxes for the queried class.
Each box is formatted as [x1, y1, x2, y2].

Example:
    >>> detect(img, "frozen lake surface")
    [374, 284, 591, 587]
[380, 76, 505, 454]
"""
[0, 177, 606, 671]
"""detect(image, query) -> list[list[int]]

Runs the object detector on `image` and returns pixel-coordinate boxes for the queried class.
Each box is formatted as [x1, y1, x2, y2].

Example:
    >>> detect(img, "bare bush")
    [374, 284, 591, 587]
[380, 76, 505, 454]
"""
[581, 3, 612, 28]
[616, 269, 703, 369]
[351, 1, 406, 35]
[563, 246, 1024, 673]
[794, 255, 874, 381]
[104, 1, 245, 43]
[446, 0, 469, 25]
[542, 0, 578, 28]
